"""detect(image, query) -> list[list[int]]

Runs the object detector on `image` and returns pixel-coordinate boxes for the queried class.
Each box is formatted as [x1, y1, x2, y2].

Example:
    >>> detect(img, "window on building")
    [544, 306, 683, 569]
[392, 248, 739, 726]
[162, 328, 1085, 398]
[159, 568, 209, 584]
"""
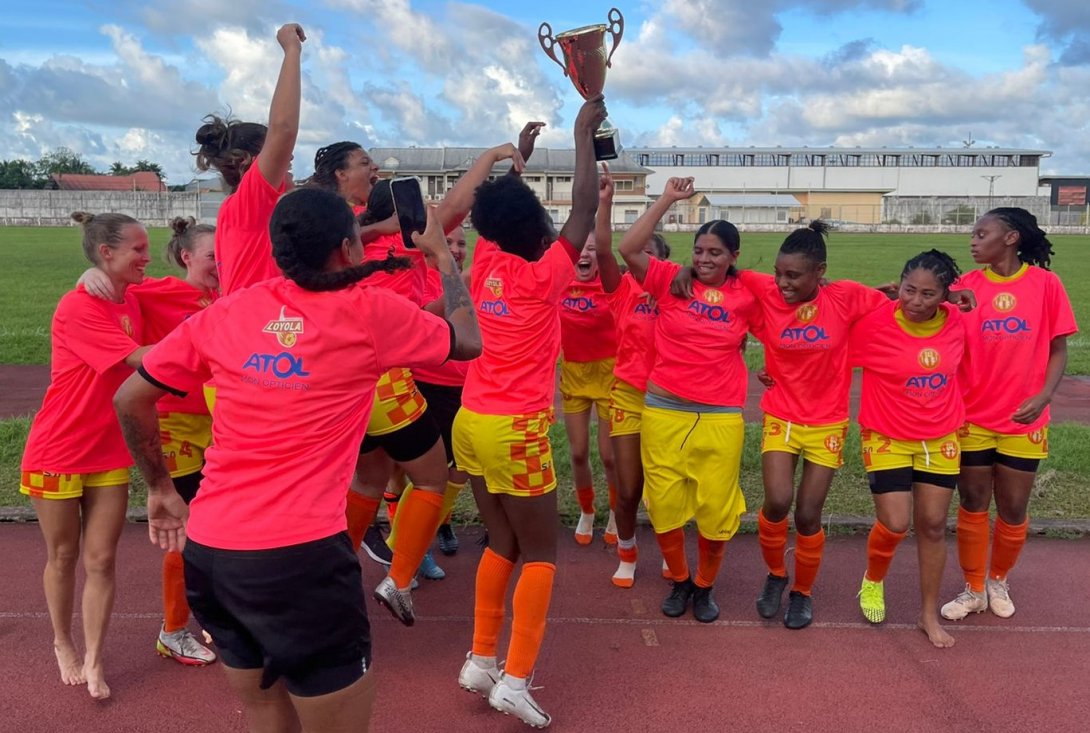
[821, 207, 832, 219]
[615, 179, 634, 191]
[624, 209, 638, 224]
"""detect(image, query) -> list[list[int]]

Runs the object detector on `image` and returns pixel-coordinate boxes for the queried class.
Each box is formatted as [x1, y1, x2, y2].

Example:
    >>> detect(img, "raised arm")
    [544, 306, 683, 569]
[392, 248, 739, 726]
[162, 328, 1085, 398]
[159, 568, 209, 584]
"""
[594, 163, 621, 293]
[412, 207, 481, 360]
[438, 143, 525, 233]
[559, 95, 607, 255]
[256, 23, 306, 189]
[508, 121, 546, 177]
[619, 177, 693, 283]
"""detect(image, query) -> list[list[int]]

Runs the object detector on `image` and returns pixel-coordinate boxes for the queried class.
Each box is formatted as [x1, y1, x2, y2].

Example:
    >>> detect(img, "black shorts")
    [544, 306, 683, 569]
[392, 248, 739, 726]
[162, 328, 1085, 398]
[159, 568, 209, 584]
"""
[415, 381, 464, 464]
[868, 466, 958, 494]
[360, 406, 442, 463]
[183, 533, 371, 697]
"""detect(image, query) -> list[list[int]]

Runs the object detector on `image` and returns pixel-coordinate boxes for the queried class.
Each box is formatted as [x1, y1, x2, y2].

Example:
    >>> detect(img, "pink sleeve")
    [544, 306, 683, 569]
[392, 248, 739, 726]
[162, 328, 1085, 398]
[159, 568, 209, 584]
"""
[640, 258, 682, 300]
[236, 158, 286, 225]
[61, 295, 141, 375]
[737, 269, 774, 295]
[1046, 273, 1078, 339]
[528, 237, 577, 303]
[367, 289, 454, 370]
[141, 317, 211, 395]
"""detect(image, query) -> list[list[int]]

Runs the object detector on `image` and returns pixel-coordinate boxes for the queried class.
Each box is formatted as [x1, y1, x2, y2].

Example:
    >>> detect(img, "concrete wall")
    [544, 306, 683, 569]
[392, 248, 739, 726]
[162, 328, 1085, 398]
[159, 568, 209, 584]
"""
[0, 191, 223, 226]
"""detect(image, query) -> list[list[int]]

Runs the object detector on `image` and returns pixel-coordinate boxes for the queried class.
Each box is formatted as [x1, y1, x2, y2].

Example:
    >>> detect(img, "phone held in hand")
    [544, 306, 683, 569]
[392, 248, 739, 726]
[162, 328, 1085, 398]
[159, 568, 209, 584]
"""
[390, 177, 427, 249]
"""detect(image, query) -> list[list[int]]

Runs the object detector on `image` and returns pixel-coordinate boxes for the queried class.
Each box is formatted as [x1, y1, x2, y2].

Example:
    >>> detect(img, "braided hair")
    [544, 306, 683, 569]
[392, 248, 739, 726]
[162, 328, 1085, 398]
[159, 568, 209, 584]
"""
[986, 207, 1054, 270]
[270, 188, 409, 292]
[166, 217, 215, 269]
[901, 249, 961, 294]
[780, 220, 829, 265]
[694, 219, 741, 279]
[194, 114, 267, 193]
[311, 142, 363, 192]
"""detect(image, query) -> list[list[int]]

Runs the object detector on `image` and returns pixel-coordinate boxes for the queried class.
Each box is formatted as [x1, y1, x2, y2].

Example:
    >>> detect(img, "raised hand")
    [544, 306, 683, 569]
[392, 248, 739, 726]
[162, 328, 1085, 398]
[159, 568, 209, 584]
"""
[410, 205, 450, 262]
[599, 163, 614, 204]
[575, 94, 607, 136]
[489, 142, 526, 174]
[277, 23, 306, 52]
[518, 122, 546, 161]
[662, 177, 695, 203]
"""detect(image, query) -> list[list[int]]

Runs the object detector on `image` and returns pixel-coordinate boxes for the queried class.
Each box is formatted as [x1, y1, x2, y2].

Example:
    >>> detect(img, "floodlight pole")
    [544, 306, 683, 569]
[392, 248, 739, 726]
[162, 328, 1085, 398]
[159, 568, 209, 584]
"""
[981, 175, 1001, 210]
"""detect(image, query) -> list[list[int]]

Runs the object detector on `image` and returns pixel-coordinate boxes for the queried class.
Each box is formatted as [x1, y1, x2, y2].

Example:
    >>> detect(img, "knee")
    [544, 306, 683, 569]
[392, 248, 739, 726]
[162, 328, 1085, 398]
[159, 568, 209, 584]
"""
[600, 452, 615, 473]
[793, 507, 822, 536]
[880, 517, 910, 535]
[82, 549, 117, 578]
[762, 497, 791, 522]
[568, 444, 590, 468]
[48, 546, 80, 575]
[915, 516, 947, 542]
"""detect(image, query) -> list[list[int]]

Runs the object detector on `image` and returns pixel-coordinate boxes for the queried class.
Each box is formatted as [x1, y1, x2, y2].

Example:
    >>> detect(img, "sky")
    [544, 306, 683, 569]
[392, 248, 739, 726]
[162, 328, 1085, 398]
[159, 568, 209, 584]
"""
[1, 0, 1089, 183]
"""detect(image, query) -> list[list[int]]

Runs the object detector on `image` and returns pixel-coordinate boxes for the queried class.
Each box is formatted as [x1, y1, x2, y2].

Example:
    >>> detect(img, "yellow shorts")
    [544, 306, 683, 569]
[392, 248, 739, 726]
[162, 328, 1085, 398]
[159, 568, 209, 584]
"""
[203, 384, 217, 414]
[640, 406, 746, 540]
[452, 407, 557, 497]
[959, 422, 1049, 459]
[861, 429, 960, 475]
[761, 415, 849, 469]
[20, 468, 130, 500]
[560, 358, 616, 416]
[609, 379, 645, 437]
[160, 412, 212, 478]
[367, 368, 428, 436]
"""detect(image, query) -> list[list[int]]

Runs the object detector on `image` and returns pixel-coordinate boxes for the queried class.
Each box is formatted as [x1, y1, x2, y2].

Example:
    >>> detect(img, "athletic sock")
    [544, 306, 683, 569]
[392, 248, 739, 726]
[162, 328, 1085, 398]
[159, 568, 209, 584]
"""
[792, 529, 825, 596]
[989, 516, 1029, 580]
[758, 510, 789, 578]
[388, 490, 444, 589]
[864, 520, 907, 583]
[575, 486, 596, 514]
[655, 527, 689, 582]
[612, 538, 638, 588]
[439, 480, 463, 527]
[472, 548, 515, 658]
[956, 507, 990, 592]
[505, 562, 556, 679]
[162, 550, 189, 633]
[694, 534, 727, 588]
[386, 481, 414, 549]
[383, 490, 401, 525]
[345, 491, 381, 550]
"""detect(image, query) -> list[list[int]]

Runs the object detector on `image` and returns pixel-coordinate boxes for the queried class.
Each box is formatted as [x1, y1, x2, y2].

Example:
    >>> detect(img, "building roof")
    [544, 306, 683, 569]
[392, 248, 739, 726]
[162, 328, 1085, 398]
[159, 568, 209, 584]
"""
[703, 194, 801, 207]
[368, 147, 650, 174]
[628, 145, 1051, 156]
[50, 172, 166, 192]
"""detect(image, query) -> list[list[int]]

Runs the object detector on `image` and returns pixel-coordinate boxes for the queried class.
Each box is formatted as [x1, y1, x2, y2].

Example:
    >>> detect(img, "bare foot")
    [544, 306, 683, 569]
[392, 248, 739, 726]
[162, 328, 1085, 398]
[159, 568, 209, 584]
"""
[917, 616, 956, 649]
[53, 642, 85, 685]
[84, 663, 111, 700]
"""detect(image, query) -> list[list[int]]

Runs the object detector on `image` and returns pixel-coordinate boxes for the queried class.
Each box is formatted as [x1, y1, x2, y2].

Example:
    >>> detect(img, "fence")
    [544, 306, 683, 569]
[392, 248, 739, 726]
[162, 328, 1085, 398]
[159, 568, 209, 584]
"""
[0, 190, 224, 227]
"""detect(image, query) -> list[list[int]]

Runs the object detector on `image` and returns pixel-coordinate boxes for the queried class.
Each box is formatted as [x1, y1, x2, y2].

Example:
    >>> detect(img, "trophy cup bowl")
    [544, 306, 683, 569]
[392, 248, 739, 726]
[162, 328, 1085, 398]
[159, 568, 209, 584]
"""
[538, 8, 624, 161]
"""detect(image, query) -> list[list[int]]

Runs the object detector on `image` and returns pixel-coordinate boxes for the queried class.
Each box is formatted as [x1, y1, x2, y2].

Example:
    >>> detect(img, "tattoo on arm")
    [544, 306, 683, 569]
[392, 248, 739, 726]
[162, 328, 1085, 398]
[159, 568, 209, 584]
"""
[119, 411, 172, 490]
[442, 268, 473, 316]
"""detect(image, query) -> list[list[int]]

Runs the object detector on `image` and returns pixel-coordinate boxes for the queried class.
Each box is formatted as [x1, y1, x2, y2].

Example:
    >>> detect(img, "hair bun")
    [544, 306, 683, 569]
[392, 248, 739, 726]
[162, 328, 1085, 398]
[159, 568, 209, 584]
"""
[70, 211, 95, 225]
[808, 219, 830, 235]
[170, 216, 195, 235]
[195, 117, 228, 147]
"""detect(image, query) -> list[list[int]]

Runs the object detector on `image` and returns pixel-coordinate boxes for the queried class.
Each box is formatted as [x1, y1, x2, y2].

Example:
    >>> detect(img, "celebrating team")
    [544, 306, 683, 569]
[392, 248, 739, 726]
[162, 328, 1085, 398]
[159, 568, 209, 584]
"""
[17, 21, 1077, 731]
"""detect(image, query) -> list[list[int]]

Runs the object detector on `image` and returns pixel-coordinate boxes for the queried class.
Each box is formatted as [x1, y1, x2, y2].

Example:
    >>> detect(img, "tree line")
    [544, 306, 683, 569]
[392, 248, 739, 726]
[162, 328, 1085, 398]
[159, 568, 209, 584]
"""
[0, 148, 165, 189]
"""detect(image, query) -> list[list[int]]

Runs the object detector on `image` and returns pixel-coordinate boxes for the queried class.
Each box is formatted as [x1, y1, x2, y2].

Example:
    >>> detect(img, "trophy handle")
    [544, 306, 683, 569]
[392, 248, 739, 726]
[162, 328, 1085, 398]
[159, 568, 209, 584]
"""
[537, 23, 567, 75]
[605, 8, 624, 68]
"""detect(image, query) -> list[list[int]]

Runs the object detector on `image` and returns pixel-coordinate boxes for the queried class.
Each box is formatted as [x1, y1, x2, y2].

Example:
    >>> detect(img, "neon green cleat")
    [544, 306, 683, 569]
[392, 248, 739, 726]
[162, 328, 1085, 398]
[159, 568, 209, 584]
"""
[858, 577, 886, 624]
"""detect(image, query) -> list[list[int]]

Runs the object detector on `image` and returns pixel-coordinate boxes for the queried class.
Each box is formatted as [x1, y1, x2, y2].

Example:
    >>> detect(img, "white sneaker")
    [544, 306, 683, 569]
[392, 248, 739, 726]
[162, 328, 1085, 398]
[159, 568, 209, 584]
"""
[373, 576, 415, 626]
[940, 584, 988, 620]
[488, 675, 551, 728]
[156, 626, 217, 666]
[987, 577, 1016, 618]
[458, 653, 500, 697]
[603, 510, 618, 545]
[574, 512, 595, 545]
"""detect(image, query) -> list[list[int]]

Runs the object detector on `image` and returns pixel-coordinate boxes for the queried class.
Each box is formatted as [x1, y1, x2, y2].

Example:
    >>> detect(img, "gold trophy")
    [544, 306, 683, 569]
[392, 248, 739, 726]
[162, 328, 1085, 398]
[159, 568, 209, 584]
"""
[538, 8, 624, 161]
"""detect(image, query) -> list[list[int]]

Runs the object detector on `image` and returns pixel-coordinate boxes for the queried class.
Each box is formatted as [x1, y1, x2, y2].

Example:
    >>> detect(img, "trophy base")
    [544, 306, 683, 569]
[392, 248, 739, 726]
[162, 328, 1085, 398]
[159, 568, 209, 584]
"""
[594, 129, 620, 161]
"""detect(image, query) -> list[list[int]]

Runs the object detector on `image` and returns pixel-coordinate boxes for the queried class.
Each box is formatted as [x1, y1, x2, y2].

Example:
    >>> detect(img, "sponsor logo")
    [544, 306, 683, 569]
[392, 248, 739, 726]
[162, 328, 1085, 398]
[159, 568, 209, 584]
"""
[562, 294, 595, 312]
[633, 292, 657, 316]
[796, 303, 818, 323]
[993, 292, 1017, 313]
[918, 348, 940, 370]
[120, 315, 134, 338]
[263, 306, 304, 348]
[981, 317, 1031, 335]
[703, 289, 724, 305]
[243, 352, 310, 378]
[687, 300, 731, 322]
[1028, 429, 1046, 445]
[485, 276, 503, 298]
[905, 373, 948, 390]
[780, 325, 829, 343]
[479, 300, 510, 316]
[940, 441, 959, 460]
[824, 434, 843, 453]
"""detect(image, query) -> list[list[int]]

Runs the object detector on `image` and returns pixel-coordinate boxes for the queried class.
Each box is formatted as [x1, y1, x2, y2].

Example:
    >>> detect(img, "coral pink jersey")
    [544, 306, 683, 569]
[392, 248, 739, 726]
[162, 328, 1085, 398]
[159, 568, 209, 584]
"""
[131, 276, 217, 415]
[850, 301, 967, 441]
[21, 287, 143, 473]
[363, 232, 429, 306]
[215, 159, 286, 295]
[462, 237, 578, 415]
[741, 271, 888, 424]
[607, 272, 658, 392]
[559, 276, 617, 363]
[412, 267, 471, 387]
[140, 277, 454, 550]
[639, 259, 759, 407]
[958, 265, 1078, 434]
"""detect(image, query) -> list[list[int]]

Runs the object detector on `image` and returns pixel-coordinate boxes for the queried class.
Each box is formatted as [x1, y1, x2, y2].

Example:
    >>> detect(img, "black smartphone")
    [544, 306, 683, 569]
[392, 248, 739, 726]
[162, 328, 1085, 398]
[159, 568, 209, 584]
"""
[390, 177, 427, 249]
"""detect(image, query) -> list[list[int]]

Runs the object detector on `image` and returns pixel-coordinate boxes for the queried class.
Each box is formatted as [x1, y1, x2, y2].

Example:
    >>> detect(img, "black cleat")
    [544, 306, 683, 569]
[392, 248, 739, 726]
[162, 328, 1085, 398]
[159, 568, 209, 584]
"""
[437, 523, 460, 556]
[692, 585, 720, 623]
[784, 591, 813, 630]
[756, 573, 789, 619]
[661, 578, 694, 618]
[362, 525, 393, 566]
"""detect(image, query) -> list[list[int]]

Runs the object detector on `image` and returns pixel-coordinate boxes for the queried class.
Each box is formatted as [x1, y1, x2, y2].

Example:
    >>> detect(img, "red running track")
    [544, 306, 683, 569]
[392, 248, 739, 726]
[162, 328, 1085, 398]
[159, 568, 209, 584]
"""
[2, 523, 1089, 732]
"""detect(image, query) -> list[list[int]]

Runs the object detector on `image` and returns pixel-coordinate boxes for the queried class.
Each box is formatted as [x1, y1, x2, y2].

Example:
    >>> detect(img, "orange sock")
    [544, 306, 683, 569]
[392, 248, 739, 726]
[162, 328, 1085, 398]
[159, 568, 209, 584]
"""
[865, 520, 907, 583]
[472, 548, 515, 657]
[956, 507, 990, 592]
[383, 491, 400, 525]
[989, 516, 1028, 580]
[607, 484, 617, 511]
[575, 486, 595, 514]
[505, 562, 556, 679]
[792, 529, 825, 596]
[388, 490, 444, 588]
[162, 550, 189, 633]
[694, 535, 727, 588]
[346, 492, 381, 550]
[655, 527, 689, 582]
[758, 510, 789, 577]
[617, 545, 638, 563]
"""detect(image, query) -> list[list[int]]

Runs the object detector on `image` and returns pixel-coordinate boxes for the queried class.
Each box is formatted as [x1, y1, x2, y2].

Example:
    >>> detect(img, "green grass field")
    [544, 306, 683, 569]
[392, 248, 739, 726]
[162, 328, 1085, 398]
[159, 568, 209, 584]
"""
[2, 225, 1088, 521]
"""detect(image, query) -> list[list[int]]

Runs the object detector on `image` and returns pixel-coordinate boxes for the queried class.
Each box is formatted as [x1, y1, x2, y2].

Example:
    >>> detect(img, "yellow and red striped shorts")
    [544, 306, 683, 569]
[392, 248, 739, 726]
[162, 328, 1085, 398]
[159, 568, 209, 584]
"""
[160, 412, 212, 478]
[20, 468, 130, 501]
[452, 407, 557, 497]
[367, 368, 428, 436]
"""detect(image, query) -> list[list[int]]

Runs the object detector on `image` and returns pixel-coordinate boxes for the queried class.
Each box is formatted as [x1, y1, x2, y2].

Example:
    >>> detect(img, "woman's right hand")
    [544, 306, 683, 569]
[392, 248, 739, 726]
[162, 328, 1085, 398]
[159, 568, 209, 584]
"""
[662, 177, 695, 203]
[411, 206, 451, 263]
[277, 23, 306, 52]
[78, 268, 117, 301]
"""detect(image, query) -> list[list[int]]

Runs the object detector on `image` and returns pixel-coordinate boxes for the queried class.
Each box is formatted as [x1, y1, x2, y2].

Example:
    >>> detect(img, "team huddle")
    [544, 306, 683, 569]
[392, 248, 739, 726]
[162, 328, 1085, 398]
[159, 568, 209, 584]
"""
[17, 23, 1077, 732]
